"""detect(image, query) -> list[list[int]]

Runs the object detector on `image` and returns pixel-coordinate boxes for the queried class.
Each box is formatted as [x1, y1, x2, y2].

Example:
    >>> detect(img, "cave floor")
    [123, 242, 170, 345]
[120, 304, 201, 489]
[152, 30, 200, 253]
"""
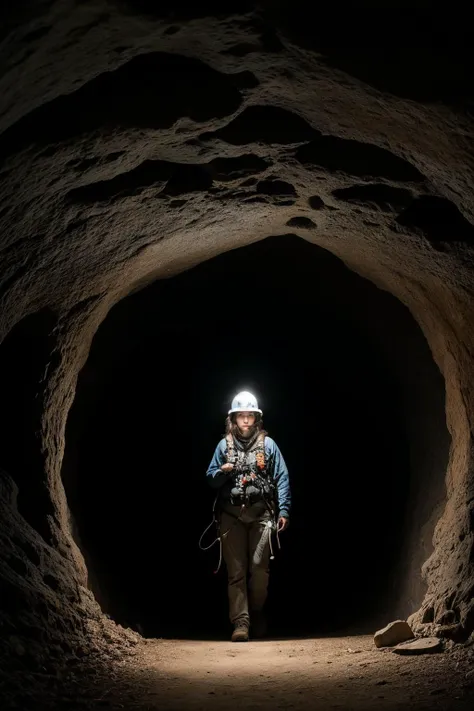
[7, 634, 474, 710]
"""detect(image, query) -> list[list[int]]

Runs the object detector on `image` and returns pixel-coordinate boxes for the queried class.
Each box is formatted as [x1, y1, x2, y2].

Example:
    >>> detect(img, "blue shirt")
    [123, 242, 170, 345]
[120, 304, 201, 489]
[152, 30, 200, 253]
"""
[206, 436, 291, 518]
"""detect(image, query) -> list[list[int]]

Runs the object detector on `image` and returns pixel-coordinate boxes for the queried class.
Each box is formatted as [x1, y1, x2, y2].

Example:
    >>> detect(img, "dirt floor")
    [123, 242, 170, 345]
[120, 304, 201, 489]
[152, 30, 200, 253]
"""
[5, 634, 474, 711]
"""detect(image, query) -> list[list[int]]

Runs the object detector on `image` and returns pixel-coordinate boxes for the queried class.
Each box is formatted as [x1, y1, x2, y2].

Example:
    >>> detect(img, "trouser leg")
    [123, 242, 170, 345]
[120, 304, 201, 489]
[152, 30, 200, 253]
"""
[248, 512, 271, 613]
[220, 510, 249, 626]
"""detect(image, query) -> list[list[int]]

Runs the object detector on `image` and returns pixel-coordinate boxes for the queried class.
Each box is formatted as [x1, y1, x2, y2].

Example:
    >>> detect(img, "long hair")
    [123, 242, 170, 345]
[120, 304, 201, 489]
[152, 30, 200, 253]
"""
[224, 413, 267, 439]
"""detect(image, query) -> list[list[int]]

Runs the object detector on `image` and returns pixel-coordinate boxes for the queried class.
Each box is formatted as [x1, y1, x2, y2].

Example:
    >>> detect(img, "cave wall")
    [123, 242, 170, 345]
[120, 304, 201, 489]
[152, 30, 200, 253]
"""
[0, 298, 141, 671]
[0, 308, 59, 544]
[0, 0, 473, 665]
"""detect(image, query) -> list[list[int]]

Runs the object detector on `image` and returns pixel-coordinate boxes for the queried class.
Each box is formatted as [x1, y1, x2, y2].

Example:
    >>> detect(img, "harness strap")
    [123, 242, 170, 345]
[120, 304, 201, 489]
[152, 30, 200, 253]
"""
[225, 431, 266, 466]
[225, 432, 237, 464]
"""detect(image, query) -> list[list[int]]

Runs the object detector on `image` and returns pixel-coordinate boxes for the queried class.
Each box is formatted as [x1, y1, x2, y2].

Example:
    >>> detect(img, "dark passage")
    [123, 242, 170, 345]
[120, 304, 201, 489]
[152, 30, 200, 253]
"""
[0, 308, 58, 544]
[62, 235, 414, 640]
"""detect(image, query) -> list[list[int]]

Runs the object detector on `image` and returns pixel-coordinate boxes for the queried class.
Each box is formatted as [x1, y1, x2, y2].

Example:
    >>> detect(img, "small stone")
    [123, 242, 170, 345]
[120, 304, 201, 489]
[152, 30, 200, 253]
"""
[392, 637, 442, 655]
[374, 620, 415, 648]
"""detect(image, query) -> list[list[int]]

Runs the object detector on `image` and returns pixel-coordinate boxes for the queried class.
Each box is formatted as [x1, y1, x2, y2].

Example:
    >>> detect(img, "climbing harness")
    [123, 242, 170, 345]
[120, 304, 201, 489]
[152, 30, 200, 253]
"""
[226, 432, 276, 508]
[198, 432, 281, 573]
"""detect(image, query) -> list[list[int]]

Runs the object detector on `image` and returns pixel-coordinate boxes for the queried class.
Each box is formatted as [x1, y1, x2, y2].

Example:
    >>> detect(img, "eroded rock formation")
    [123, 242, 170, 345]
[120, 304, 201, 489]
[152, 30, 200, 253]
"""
[0, 0, 473, 678]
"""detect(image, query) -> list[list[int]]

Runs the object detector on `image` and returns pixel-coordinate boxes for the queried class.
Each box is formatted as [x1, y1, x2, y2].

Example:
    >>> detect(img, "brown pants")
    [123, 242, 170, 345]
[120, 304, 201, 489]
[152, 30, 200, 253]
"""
[219, 502, 272, 627]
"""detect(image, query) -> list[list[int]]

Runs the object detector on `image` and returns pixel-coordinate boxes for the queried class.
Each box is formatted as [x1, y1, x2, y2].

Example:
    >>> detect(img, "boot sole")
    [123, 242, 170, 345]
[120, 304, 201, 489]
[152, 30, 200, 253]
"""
[231, 632, 249, 642]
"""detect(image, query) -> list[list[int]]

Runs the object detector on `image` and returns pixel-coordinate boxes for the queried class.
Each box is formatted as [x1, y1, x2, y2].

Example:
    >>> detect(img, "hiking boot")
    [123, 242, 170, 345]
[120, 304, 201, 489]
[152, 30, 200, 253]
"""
[251, 611, 267, 639]
[231, 623, 249, 642]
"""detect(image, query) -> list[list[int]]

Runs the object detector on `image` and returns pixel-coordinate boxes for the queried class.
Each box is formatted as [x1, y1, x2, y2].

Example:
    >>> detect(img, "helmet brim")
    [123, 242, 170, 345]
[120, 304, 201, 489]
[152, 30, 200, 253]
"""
[228, 408, 263, 415]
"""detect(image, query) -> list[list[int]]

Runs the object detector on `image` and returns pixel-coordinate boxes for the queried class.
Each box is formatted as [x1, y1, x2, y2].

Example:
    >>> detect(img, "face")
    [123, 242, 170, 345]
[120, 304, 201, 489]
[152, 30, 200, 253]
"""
[235, 411, 256, 435]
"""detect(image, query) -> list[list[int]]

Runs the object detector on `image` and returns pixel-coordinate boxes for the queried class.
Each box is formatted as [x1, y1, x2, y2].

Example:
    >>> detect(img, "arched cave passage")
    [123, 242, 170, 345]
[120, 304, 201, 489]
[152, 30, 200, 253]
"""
[61, 234, 449, 640]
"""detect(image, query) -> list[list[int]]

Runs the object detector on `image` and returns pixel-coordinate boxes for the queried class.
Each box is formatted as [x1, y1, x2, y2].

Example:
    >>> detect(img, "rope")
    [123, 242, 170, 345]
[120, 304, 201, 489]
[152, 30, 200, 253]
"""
[214, 537, 223, 575]
[198, 503, 246, 573]
[269, 524, 275, 560]
[198, 518, 221, 552]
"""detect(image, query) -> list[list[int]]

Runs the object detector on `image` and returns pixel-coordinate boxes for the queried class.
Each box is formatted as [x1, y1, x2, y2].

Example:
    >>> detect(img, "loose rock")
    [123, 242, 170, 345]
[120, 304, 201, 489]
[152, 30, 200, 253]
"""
[392, 637, 442, 655]
[374, 620, 415, 648]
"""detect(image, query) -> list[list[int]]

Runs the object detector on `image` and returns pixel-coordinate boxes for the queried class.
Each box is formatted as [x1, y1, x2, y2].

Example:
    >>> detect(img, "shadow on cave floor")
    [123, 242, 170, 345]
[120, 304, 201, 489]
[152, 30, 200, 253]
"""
[5, 634, 474, 711]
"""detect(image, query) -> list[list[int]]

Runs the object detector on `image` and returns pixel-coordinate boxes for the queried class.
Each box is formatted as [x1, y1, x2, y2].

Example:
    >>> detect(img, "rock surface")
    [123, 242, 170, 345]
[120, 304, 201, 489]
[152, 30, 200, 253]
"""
[374, 620, 415, 648]
[392, 637, 442, 655]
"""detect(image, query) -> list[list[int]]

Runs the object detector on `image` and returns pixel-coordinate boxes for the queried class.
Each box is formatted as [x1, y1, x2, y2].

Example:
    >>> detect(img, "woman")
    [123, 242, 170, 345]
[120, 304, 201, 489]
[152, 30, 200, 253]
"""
[206, 390, 291, 641]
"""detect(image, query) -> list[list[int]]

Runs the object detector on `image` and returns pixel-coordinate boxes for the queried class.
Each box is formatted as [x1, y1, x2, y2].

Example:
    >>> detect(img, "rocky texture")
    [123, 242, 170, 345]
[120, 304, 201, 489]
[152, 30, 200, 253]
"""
[374, 620, 415, 649]
[0, 468, 140, 689]
[0, 0, 473, 685]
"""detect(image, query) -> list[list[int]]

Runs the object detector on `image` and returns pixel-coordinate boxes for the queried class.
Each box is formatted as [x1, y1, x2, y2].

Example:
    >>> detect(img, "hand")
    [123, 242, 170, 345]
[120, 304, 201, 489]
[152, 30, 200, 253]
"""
[221, 463, 234, 472]
[277, 516, 289, 532]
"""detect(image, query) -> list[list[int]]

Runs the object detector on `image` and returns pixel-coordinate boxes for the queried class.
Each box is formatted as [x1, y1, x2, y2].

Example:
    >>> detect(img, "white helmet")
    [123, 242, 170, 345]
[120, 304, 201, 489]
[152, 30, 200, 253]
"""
[228, 390, 262, 415]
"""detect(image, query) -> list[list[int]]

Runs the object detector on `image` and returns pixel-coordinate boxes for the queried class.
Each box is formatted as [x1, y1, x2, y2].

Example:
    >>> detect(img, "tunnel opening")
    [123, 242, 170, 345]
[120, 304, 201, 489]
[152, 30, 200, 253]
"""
[61, 234, 449, 641]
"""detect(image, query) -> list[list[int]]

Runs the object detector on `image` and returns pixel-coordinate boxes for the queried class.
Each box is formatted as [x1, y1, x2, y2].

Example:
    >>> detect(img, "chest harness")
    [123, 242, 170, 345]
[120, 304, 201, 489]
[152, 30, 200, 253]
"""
[199, 433, 281, 573]
[225, 432, 276, 508]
